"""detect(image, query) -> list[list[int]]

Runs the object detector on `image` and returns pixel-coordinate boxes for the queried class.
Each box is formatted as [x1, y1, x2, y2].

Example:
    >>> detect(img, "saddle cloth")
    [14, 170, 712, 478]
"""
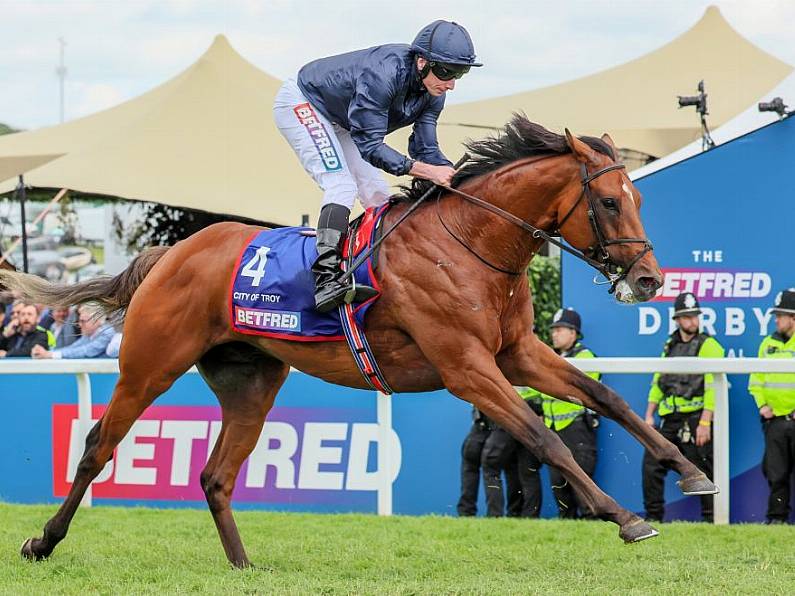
[230, 205, 387, 341]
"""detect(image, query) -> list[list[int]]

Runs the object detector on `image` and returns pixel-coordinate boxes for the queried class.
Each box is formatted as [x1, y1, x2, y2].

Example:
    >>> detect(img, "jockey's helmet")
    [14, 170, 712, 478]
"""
[411, 20, 483, 69]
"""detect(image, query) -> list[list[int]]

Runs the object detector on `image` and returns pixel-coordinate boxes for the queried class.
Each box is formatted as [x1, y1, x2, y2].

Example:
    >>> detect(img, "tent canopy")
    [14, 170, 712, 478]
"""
[0, 36, 318, 226]
[0, 154, 62, 185]
[420, 6, 792, 162]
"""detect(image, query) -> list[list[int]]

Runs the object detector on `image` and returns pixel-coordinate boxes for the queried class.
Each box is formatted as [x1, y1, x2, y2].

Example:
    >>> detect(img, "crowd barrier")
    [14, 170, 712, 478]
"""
[1, 358, 794, 524]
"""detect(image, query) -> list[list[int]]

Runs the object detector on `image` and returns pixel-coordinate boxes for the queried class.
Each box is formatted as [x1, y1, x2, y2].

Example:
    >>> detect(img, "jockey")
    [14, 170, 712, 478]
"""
[273, 20, 482, 312]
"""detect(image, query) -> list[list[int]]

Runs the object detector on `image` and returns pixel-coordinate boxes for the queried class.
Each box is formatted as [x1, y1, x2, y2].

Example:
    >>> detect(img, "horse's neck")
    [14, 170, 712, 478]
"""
[448, 156, 577, 272]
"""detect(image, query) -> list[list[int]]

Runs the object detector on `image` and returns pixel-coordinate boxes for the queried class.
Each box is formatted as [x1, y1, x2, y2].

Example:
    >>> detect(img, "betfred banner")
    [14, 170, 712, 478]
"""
[562, 116, 795, 521]
[52, 404, 400, 507]
[0, 372, 474, 515]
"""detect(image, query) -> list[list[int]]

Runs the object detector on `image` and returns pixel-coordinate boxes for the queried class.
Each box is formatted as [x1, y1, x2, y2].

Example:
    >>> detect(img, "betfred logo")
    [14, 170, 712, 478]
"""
[293, 103, 342, 172]
[53, 405, 400, 506]
[655, 269, 772, 301]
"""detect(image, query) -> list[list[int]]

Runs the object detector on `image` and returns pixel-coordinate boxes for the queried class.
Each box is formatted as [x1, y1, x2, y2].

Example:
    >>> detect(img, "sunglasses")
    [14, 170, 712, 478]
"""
[430, 62, 470, 81]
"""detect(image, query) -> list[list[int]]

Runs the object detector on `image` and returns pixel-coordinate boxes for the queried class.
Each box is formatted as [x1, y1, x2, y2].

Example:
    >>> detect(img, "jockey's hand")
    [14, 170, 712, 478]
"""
[410, 162, 456, 187]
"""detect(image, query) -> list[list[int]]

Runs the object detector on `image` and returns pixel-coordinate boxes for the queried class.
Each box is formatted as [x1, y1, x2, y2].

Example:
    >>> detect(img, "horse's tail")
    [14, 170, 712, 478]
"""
[0, 246, 169, 322]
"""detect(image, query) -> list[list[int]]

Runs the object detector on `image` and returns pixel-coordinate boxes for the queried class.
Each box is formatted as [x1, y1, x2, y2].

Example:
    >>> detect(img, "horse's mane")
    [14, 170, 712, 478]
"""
[397, 113, 616, 203]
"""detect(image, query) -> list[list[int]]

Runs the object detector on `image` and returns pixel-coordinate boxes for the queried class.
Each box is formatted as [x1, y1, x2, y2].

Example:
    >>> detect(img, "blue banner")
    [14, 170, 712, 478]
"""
[562, 116, 795, 522]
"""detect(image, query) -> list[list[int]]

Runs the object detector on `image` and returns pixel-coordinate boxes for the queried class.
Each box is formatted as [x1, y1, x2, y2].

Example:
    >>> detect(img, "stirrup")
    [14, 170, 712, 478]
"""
[315, 280, 378, 313]
[342, 274, 378, 305]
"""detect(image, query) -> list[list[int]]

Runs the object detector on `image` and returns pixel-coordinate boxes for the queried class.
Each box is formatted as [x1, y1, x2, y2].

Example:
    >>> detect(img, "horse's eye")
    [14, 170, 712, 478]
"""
[601, 198, 619, 212]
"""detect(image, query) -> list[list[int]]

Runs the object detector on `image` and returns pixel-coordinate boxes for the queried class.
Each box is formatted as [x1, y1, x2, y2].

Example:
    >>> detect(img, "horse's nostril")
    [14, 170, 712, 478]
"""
[638, 276, 661, 291]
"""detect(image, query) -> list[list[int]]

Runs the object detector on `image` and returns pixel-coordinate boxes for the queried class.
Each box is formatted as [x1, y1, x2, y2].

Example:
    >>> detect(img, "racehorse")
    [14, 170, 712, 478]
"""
[1, 116, 716, 568]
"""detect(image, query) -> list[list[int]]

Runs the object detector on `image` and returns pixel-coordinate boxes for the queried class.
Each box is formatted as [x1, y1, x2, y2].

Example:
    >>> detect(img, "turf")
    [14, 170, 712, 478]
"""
[1, 503, 794, 595]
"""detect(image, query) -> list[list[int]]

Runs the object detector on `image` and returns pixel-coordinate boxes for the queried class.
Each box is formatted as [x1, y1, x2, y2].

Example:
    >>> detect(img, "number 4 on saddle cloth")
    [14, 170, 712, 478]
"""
[230, 204, 393, 393]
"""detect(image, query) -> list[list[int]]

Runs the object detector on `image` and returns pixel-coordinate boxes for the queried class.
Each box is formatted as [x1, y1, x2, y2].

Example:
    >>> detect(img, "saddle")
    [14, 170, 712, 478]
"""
[229, 205, 393, 392]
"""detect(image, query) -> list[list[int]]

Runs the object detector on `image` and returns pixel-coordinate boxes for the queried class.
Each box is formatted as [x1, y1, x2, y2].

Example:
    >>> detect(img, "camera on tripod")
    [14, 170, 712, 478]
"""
[678, 80, 708, 116]
[758, 97, 789, 118]
[676, 80, 714, 150]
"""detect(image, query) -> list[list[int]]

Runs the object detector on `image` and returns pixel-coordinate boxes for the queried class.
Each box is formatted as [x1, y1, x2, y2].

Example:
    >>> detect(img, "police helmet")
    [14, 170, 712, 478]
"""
[410, 20, 483, 67]
[772, 288, 795, 315]
[550, 307, 582, 335]
[673, 292, 701, 318]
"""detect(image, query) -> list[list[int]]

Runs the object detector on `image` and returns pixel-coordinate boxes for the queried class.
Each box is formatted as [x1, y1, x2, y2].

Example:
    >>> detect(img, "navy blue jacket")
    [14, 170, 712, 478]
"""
[297, 44, 452, 176]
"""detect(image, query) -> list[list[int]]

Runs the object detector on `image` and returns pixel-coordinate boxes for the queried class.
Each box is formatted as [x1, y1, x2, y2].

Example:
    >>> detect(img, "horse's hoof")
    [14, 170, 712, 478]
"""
[619, 518, 659, 544]
[677, 474, 720, 496]
[20, 538, 46, 561]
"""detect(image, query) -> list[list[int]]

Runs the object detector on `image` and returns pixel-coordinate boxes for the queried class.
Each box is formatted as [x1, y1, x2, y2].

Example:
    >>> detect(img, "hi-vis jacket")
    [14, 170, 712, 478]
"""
[749, 332, 795, 416]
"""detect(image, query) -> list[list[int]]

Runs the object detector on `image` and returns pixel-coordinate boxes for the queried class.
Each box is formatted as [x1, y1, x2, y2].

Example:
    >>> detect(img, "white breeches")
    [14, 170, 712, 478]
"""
[273, 79, 391, 211]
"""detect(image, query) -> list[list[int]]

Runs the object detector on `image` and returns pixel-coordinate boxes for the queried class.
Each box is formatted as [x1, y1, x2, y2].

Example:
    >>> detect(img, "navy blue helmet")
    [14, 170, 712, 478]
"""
[411, 20, 482, 67]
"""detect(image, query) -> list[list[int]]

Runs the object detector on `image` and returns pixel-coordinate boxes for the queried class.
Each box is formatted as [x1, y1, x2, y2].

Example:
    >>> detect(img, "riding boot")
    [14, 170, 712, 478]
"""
[312, 203, 378, 313]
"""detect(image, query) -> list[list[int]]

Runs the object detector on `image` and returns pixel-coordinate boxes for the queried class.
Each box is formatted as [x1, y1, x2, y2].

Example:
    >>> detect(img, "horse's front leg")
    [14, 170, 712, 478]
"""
[436, 346, 657, 542]
[498, 335, 718, 496]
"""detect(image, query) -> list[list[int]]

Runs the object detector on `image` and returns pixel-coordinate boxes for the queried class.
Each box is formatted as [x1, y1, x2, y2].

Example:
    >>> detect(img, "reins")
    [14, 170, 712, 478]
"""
[335, 152, 653, 297]
[438, 159, 653, 293]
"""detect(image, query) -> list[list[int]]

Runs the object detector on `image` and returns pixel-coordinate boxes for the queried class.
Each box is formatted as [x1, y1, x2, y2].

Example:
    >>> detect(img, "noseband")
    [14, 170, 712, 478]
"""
[439, 160, 653, 293]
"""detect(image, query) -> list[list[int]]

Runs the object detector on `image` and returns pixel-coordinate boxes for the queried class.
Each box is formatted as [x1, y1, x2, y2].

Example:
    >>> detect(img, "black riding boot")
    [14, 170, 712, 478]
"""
[312, 203, 377, 313]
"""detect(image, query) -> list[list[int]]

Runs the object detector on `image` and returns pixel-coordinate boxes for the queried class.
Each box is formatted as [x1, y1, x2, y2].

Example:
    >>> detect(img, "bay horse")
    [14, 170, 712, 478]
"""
[2, 116, 716, 568]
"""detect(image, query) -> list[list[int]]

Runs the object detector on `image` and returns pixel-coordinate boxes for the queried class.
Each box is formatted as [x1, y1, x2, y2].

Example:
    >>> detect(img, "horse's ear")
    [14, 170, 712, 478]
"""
[600, 133, 618, 158]
[564, 128, 597, 164]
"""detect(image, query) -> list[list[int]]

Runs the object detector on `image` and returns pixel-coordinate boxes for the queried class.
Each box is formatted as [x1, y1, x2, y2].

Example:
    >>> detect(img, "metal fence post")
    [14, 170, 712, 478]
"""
[712, 372, 730, 524]
[376, 391, 393, 516]
[75, 372, 93, 508]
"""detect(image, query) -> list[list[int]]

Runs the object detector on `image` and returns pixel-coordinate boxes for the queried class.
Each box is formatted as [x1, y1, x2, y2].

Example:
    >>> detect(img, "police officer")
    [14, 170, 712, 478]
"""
[748, 288, 795, 524]
[643, 292, 725, 523]
[457, 408, 522, 517]
[513, 387, 544, 518]
[538, 308, 601, 519]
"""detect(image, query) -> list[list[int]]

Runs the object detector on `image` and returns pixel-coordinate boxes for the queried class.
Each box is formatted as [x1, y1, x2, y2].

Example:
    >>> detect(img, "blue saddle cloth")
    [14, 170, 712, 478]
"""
[230, 212, 383, 341]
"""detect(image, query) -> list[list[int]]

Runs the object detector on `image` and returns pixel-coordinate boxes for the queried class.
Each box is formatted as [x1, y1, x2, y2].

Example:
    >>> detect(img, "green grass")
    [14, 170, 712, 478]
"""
[1, 503, 794, 595]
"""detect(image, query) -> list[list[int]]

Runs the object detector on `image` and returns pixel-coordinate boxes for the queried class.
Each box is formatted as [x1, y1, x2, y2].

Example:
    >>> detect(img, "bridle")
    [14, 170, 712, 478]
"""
[437, 159, 654, 294]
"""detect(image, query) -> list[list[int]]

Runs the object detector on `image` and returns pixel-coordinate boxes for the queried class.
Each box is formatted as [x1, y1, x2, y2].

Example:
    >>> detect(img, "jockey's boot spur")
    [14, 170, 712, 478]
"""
[312, 204, 377, 313]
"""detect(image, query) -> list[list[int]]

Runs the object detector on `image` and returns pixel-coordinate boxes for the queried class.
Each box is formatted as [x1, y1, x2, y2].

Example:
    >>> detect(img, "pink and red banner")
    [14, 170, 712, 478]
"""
[53, 404, 400, 507]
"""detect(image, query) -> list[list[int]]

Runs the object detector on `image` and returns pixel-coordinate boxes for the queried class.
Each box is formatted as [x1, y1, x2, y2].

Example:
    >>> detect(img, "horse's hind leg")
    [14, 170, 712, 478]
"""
[21, 312, 206, 561]
[196, 343, 288, 568]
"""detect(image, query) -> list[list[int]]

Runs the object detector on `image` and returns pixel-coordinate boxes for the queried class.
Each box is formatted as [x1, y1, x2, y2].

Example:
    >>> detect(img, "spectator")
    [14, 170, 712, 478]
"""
[643, 292, 724, 523]
[2, 299, 24, 333]
[106, 331, 123, 358]
[0, 303, 49, 357]
[48, 306, 80, 349]
[535, 308, 601, 519]
[38, 305, 54, 329]
[31, 306, 114, 359]
[748, 288, 795, 525]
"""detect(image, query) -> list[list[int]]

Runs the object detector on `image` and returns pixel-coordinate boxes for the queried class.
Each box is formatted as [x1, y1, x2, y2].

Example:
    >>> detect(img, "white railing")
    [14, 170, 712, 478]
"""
[2, 357, 795, 522]
[568, 358, 795, 525]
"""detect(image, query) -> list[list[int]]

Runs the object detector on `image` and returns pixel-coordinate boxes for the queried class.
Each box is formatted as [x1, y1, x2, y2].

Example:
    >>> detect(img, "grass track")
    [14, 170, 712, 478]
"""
[2, 503, 794, 594]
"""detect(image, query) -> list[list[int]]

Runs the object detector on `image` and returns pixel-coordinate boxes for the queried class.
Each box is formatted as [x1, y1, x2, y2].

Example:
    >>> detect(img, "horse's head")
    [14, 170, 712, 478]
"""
[555, 129, 662, 303]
